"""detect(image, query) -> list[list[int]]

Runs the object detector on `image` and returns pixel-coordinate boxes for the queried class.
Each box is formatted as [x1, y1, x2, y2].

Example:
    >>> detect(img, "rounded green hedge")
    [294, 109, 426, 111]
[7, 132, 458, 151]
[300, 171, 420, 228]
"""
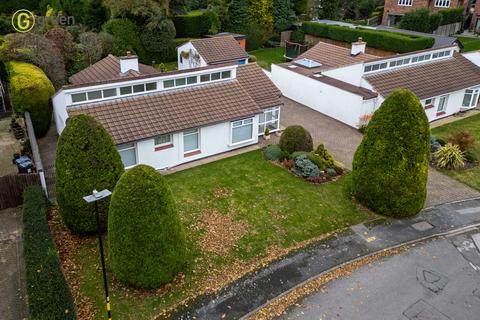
[173, 10, 215, 38]
[279, 125, 313, 154]
[56, 114, 124, 234]
[352, 89, 430, 217]
[108, 165, 187, 288]
[6, 61, 55, 137]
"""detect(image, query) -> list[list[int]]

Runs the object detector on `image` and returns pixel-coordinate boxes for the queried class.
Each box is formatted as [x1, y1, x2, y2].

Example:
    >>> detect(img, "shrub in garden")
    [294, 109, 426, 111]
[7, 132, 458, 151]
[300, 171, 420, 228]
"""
[448, 130, 475, 152]
[56, 114, 124, 234]
[352, 89, 430, 217]
[173, 10, 215, 38]
[6, 61, 55, 137]
[102, 18, 146, 61]
[307, 152, 326, 171]
[314, 144, 335, 168]
[434, 143, 465, 169]
[108, 165, 187, 288]
[279, 125, 313, 154]
[293, 154, 321, 178]
[264, 145, 286, 161]
[282, 159, 295, 170]
[23, 186, 76, 319]
[290, 151, 309, 160]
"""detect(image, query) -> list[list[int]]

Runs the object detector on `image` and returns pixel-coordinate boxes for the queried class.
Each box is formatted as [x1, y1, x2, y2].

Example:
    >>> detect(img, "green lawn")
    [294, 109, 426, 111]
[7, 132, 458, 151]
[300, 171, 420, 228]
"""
[432, 114, 480, 190]
[249, 48, 286, 71]
[455, 36, 480, 52]
[71, 151, 374, 319]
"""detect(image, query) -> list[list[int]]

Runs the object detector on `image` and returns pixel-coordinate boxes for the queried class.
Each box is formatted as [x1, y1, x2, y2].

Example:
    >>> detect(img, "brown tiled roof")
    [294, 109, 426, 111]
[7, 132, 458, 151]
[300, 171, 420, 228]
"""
[277, 64, 378, 100]
[68, 80, 262, 145]
[365, 53, 480, 100]
[298, 41, 378, 71]
[236, 63, 283, 108]
[69, 55, 157, 85]
[190, 36, 249, 64]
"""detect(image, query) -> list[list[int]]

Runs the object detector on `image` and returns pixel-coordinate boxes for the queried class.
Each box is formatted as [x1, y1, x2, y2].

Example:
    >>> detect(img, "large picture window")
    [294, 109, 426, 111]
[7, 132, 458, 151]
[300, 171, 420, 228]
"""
[184, 128, 199, 152]
[117, 143, 137, 167]
[231, 118, 254, 144]
[259, 107, 280, 135]
[462, 88, 479, 108]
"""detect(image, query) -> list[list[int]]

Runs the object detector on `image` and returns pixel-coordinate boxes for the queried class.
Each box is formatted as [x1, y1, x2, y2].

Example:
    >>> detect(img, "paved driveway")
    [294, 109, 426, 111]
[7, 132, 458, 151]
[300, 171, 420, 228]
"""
[280, 98, 480, 207]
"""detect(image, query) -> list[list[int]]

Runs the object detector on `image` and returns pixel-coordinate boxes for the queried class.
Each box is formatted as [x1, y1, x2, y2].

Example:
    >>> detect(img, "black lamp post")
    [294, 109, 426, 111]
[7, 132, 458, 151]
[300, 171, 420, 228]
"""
[83, 189, 112, 320]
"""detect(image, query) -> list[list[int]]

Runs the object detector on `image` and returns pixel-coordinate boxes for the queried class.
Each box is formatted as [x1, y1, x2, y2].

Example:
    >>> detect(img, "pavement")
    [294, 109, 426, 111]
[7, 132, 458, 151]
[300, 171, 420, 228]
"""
[280, 98, 480, 208]
[172, 198, 480, 319]
[0, 117, 21, 176]
[0, 207, 27, 320]
[280, 230, 480, 320]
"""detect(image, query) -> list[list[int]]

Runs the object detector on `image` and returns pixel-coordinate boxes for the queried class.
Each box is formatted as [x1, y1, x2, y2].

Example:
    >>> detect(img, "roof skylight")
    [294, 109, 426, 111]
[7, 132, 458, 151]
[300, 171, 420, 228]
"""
[294, 58, 322, 68]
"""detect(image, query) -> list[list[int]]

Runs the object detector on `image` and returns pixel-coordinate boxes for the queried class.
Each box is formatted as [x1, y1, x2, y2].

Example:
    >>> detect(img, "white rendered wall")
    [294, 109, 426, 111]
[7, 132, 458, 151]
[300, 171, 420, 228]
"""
[422, 88, 479, 123]
[271, 64, 366, 128]
[463, 51, 480, 67]
[323, 63, 364, 86]
[52, 91, 69, 134]
[135, 116, 260, 170]
[177, 42, 208, 70]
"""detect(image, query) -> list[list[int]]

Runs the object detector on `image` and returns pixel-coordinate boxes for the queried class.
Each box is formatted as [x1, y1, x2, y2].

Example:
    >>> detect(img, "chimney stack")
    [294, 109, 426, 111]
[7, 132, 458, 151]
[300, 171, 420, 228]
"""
[351, 37, 366, 56]
[120, 51, 139, 74]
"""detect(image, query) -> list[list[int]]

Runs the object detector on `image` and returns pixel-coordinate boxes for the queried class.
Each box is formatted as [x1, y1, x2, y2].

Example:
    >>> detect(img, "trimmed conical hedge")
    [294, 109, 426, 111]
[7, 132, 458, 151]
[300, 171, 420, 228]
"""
[6, 61, 55, 137]
[352, 89, 430, 217]
[56, 114, 124, 234]
[108, 165, 187, 288]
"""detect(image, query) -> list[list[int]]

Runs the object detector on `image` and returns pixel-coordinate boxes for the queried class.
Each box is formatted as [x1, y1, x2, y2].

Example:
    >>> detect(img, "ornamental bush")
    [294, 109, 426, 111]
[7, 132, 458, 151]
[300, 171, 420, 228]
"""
[108, 165, 187, 288]
[352, 89, 430, 217]
[23, 186, 76, 320]
[302, 22, 434, 53]
[279, 125, 313, 154]
[448, 130, 475, 152]
[314, 144, 335, 168]
[6, 61, 55, 137]
[434, 143, 465, 170]
[56, 114, 124, 234]
[293, 154, 321, 178]
[264, 145, 285, 161]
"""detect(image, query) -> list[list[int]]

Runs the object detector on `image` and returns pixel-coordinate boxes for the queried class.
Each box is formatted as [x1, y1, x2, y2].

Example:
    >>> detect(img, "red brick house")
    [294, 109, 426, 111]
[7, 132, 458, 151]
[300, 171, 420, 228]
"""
[472, 1, 480, 32]
[382, 0, 469, 26]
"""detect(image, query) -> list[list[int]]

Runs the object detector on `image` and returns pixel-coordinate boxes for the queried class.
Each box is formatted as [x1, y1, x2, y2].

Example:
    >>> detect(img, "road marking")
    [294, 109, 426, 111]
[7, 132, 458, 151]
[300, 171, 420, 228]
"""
[456, 207, 480, 215]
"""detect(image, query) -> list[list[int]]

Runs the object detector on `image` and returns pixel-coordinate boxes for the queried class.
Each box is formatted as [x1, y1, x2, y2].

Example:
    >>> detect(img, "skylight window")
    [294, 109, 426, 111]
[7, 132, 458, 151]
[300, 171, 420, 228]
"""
[294, 58, 322, 69]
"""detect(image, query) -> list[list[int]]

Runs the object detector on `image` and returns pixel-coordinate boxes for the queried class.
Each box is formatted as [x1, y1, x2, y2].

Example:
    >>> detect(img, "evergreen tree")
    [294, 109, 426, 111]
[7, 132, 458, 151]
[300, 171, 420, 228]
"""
[319, 0, 340, 20]
[83, 0, 109, 31]
[273, 0, 295, 32]
[225, 0, 249, 33]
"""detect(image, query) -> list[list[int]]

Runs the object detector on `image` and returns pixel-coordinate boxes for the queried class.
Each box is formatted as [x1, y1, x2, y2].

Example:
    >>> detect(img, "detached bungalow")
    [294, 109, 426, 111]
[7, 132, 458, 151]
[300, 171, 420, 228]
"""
[53, 53, 282, 169]
[177, 36, 249, 70]
[271, 39, 480, 128]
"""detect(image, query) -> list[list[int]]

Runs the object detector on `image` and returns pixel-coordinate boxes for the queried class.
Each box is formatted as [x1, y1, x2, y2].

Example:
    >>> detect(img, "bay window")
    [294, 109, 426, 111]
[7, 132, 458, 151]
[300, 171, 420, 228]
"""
[117, 143, 137, 167]
[231, 118, 254, 144]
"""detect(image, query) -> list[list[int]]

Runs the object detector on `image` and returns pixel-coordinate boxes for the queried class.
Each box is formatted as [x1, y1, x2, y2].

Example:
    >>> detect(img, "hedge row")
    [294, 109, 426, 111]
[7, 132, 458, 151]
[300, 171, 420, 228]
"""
[302, 22, 435, 53]
[438, 8, 464, 26]
[173, 10, 214, 38]
[22, 186, 76, 319]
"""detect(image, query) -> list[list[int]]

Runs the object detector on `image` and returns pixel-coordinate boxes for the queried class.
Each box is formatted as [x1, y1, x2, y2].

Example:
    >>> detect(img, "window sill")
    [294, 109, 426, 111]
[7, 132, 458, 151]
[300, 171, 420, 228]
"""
[424, 105, 434, 110]
[155, 144, 174, 152]
[184, 150, 201, 157]
[436, 111, 446, 117]
[229, 139, 254, 147]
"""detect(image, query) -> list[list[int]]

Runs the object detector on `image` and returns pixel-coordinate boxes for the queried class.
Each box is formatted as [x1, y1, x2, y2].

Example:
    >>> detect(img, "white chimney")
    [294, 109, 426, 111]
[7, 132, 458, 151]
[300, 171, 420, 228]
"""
[351, 37, 366, 56]
[120, 51, 139, 74]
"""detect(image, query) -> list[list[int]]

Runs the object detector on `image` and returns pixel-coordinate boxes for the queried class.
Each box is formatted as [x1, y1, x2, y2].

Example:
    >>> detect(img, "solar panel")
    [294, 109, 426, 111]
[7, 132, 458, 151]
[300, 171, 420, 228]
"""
[294, 58, 322, 68]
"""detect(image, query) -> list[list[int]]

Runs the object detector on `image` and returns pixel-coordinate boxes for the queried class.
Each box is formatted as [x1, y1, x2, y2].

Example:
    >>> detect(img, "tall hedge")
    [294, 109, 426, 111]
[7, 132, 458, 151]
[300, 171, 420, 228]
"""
[302, 22, 435, 53]
[352, 89, 430, 217]
[173, 10, 215, 38]
[108, 165, 187, 288]
[23, 186, 76, 319]
[56, 114, 124, 234]
[6, 61, 55, 137]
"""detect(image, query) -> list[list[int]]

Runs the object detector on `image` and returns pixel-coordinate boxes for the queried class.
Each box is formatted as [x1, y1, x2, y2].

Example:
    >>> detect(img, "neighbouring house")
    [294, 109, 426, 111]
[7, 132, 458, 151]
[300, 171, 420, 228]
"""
[472, 0, 480, 32]
[177, 36, 249, 70]
[382, 0, 468, 26]
[53, 54, 282, 169]
[271, 39, 480, 128]
[205, 32, 247, 50]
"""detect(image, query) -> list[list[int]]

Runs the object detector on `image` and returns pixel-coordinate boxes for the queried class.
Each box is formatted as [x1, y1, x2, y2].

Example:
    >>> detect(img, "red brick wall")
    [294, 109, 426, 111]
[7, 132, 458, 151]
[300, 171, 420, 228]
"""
[382, 0, 466, 26]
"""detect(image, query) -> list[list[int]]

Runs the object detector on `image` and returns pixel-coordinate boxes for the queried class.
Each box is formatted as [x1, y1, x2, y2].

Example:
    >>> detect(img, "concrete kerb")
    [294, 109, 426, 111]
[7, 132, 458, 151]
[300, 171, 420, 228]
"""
[240, 199, 480, 320]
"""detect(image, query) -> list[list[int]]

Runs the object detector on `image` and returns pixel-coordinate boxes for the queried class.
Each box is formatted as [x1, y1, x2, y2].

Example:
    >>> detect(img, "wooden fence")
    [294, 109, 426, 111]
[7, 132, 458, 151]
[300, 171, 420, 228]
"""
[0, 173, 40, 210]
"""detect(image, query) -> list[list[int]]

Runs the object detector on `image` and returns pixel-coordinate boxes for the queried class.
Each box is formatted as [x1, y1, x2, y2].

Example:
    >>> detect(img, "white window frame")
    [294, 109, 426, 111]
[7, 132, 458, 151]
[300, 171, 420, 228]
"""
[183, 128, 200, 153]
[462, 88, 480, 109]
[437, 95, 449, 113]
[154, 134, 172, 147]
[117, 143, 137, 168]
[398, 0, 413, 6]
[425, 97, 436, 108]
[434, 0, 451, 8]
[258, 107, 281, 136]
[231, 118, 254, 145]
